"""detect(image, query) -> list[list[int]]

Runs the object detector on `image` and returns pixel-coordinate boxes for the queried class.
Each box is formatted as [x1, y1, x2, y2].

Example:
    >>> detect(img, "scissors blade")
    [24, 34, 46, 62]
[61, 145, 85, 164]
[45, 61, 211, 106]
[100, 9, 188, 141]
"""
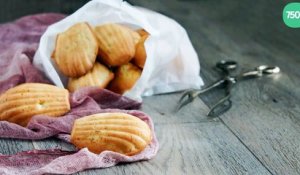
[176, 96, 193, 112]
[176, 79, 226, 112]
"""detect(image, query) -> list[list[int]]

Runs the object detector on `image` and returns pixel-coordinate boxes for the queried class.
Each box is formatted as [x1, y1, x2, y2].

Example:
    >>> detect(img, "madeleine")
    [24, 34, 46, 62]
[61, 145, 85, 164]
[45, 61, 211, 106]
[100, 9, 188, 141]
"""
[71, 112, 152, 155]
[53, 22, 98, 77]
[108, 63, 142, 94]
[136, 29, 149, 37]
[132, 34, 149, 68]
[94, 23, 136, 66]
[68, 62, 114, 92]
[0, 83, 70, 126]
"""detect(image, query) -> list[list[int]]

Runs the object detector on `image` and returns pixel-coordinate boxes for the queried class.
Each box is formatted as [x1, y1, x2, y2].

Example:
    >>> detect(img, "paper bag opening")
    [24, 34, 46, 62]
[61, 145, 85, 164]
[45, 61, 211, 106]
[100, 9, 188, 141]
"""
[33, 0, 204, 101]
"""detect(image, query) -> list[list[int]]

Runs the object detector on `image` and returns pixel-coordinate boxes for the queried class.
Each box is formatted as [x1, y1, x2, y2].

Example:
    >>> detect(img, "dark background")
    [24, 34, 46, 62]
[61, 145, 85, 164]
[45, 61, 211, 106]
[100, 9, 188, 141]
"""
[0, 0, 299, 57]
[0, 0, 89, 22]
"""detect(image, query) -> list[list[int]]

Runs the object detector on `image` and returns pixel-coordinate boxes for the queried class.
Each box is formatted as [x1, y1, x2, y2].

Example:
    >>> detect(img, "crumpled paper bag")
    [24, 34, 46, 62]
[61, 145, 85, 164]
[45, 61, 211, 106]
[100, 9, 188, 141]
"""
[33, 0, 204, 101]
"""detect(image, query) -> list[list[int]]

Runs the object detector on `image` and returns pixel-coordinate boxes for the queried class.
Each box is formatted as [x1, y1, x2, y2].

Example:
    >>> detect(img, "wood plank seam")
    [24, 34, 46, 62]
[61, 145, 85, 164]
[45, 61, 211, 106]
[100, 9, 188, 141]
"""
[218, 118, 274, 175]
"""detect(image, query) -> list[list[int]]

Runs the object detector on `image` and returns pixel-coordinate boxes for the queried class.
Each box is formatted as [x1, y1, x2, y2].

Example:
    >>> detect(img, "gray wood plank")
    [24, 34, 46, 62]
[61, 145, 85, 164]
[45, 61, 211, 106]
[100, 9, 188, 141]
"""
[77, 123, 270, 175]
[220, 84, 300, 174]
[0, 138, 33, 155]
[141, 93, 218, 124]
[32, 138, 75, 151]
[129, 0, 300, 175]
[192, 6, 300, 175]
[0, 137, 75, 155]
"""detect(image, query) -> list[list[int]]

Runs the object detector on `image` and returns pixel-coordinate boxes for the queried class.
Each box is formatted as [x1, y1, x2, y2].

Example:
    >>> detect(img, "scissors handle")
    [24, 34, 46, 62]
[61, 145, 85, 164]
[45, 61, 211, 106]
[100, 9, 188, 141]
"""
[176, 61, 280, 116]
[238, 65, 280, 81]
[208, 93, 232, 117]
[216, 60, 237, 75]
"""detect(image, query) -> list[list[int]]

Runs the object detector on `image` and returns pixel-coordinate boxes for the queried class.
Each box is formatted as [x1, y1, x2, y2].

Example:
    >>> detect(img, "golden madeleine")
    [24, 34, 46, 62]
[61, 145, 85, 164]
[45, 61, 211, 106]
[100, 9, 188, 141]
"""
[136, 29, 149, 37]
[130, 29, 141, 45]
[53, 22, 98, 77]
[94, 23, 136, 66]
[108, 63, 142, 94]
[68, 62, 114, 92]
[132, 34, 149, 68]
[70, 112, 152, 155]
[0, 83, 70, 126]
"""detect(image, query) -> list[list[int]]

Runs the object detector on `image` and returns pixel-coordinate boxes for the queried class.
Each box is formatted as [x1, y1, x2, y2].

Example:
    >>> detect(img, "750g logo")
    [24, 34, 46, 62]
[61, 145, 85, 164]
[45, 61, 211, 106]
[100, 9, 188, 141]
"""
[283, 2, 300, 28]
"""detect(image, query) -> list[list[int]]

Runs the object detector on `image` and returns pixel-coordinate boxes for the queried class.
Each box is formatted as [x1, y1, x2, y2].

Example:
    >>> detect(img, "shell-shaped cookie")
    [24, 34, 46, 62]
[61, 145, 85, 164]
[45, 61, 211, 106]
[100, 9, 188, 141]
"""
[136, 29, 149, 37]
[0, 83, 70, 126]
[67, 62, 114, 92]
[70, 112, 152, 155]
[130, 29, 141, 45]
[94, 23, 136, 66]
[133, 34, 149, 68]
[53, 22, 98, 77]
[108, 63, 142, 94]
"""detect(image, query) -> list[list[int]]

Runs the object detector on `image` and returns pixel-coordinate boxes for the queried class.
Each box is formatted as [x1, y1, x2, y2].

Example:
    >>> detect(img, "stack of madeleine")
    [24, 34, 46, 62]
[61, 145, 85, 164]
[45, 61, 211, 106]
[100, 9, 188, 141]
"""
[0, 22, 153, 156]
[52, 22, 149, 94]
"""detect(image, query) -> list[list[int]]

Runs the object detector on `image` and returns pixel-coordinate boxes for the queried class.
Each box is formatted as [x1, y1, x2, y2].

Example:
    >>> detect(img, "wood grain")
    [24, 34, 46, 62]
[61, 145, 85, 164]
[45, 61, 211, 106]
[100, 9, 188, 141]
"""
[127, 0, 300, 175]
[141, 93, 216, 124]
[130, 0, 300, 174]
[77, 123, 270, 175]
[0, 0, 299, 174]
[0, 138, 33, 155]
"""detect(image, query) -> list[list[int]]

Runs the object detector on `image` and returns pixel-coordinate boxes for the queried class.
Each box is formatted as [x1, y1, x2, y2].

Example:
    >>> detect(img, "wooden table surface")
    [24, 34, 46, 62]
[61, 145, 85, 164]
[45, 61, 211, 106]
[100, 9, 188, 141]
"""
[1, 0, 300, 174]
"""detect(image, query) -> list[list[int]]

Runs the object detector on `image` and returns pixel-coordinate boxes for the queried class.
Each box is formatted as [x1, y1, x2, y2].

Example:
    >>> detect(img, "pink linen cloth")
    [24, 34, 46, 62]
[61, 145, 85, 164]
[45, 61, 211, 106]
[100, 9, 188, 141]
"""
[0, 13, 159, 175]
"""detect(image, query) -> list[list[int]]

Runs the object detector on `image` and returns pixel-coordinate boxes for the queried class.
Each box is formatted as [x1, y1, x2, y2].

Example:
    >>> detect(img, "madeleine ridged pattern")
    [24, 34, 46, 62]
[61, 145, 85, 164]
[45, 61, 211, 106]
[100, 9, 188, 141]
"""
[130, 29, 141, 46]
[108, 63, 142, 94]
[133, 34, 149, 68]
[94, 23, 136, 66]
[71, 113, 152, 155]
[53, 22, 98, 77]
[0, 83, 70, 126]
[67, 62, 114, 92]
[136, 29, 149, 37]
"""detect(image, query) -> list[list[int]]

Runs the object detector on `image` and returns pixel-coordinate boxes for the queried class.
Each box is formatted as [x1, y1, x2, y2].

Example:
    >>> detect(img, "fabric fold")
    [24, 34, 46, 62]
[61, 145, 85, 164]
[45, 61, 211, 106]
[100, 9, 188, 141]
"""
[0, 13, 158, 175]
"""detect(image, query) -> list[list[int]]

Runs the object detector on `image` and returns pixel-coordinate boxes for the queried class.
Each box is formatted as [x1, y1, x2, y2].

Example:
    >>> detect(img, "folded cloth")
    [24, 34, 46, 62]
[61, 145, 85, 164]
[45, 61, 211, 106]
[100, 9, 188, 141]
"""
[0, 14, 158, 175]
[0, 108, 158, 175]
[0, 13, 65, 94]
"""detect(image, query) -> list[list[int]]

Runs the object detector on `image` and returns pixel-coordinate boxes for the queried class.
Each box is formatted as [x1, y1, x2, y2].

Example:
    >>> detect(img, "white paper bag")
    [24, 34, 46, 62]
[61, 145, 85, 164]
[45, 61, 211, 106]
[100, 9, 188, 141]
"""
[33, 0, 204, 101]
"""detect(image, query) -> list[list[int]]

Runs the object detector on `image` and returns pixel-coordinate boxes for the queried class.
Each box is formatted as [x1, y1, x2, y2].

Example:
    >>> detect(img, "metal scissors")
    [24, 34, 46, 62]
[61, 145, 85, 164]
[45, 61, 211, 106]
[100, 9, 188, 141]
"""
[176, 60, 280, 117]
